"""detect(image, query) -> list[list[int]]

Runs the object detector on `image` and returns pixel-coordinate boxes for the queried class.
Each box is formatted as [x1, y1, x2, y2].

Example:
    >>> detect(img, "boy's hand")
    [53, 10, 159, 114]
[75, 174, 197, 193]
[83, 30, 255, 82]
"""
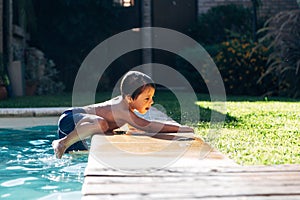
[178, 126, 194, 133]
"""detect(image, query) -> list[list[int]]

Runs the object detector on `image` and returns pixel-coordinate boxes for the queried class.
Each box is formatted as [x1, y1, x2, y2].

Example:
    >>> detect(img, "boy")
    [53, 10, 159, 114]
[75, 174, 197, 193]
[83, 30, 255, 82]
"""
[52, 71, 194, 159]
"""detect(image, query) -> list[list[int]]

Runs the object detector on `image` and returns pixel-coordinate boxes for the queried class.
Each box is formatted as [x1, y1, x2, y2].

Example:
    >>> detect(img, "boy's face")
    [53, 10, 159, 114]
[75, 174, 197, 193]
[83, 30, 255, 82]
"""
[129, 86, 155, 114]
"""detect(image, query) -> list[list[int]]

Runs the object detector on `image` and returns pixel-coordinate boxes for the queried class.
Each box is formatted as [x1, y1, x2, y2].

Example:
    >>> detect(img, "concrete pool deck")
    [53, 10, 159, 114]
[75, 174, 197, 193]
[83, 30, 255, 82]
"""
[0, 107, 67, 117]
[0, 116, 58, 128]
[0, 107, 66, 128]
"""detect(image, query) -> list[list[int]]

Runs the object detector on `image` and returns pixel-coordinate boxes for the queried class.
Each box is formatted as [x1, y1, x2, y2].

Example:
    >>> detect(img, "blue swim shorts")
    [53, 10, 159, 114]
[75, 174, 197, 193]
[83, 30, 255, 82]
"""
[57, 108, 88, 152]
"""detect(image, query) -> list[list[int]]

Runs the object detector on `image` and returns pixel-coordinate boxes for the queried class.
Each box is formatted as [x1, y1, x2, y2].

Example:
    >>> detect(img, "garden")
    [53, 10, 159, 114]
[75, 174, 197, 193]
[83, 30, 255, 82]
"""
[1, 2, 300, 166]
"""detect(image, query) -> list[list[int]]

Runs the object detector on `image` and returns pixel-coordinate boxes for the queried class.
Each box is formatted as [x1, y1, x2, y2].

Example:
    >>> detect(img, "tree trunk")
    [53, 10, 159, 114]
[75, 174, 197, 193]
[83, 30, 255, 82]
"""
[3, 0, 13, 74]
[141, 0, 152, 76]
[251, 0, 259, 42]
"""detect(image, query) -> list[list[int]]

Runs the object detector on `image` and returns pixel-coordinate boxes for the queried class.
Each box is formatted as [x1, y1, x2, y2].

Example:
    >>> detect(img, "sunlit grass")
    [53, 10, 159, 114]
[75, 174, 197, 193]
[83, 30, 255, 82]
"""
[196, 101, 300, 165]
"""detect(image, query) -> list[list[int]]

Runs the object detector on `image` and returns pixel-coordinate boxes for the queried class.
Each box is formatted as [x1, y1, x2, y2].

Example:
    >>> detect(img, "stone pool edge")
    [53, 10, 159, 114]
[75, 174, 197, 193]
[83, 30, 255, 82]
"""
[0, 108, 67, 128]
[0, 107, 68, 117]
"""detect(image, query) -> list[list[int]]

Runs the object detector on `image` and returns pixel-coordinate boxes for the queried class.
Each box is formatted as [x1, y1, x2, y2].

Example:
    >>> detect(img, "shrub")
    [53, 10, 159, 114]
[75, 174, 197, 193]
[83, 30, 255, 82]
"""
[36, 59, 65, 95]
[25, 48, 65, 95]
[175, 48, 209, 93]
[214, 38, 271, 95]
[258, 10, 300, 98]
[188, 4, 253, 45]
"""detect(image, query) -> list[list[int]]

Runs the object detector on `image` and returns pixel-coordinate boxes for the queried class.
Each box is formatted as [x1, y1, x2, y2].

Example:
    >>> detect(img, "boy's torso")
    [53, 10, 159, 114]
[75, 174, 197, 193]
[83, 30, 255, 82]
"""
[83, 96, 128, 130]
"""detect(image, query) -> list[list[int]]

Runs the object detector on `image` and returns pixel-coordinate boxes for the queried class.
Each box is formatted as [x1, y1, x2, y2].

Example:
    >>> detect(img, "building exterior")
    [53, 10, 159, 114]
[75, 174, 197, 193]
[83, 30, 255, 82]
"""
[259, 0, 299, 16]
[197, 0, 299, 17]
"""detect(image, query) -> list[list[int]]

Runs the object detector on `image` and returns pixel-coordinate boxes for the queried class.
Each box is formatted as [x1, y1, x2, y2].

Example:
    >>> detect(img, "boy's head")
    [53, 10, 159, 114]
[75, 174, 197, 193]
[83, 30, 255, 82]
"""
[120, 71, 155, 100]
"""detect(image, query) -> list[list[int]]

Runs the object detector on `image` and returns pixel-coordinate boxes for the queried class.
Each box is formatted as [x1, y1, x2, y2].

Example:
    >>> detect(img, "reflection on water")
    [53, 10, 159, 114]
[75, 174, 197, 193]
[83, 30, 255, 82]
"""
[0, 126, 88, 200]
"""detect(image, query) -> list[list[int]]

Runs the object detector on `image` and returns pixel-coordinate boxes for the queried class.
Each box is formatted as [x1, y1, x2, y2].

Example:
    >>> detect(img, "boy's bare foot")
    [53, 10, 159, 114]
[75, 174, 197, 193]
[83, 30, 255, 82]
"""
[52, 139, 67, 159]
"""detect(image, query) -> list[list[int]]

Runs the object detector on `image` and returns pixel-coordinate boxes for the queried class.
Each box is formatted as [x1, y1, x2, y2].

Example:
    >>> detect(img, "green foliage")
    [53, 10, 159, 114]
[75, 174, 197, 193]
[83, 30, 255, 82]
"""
[25, 48, 42, 82]
[189, 4, 253, 45]
[175, 38, 271, 95]
[258, 10, 300, 98]
[30, 0, 125, 90]
[36, 60, 65, 95]
[175, 47, 209, 93]
[183, 4, 269, 96]
[24, 48, 65, 95]
[214, 38, 271, 95]
[0, 74, 9, 87]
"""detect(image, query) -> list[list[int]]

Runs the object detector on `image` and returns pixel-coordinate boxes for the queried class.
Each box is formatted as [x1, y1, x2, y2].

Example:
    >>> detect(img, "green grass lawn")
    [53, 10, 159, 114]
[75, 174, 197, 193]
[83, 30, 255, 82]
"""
[1, 91, 299, 165]
[197, 100, 300, 165]
[0, 92, 113, 108]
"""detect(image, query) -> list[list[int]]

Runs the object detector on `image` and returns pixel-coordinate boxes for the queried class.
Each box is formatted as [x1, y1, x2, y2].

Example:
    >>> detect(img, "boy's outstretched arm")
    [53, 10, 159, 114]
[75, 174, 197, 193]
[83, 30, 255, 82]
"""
[125, 111, 194, 133]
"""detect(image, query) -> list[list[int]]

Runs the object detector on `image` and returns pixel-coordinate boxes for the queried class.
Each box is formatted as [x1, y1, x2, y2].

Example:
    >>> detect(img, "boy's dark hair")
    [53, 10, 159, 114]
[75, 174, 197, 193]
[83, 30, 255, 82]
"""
[120, 71, 155, 100]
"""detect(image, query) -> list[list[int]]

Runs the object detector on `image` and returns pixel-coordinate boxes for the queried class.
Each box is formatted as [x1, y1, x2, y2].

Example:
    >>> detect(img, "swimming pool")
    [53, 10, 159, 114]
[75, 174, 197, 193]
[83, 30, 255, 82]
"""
[0, 125, 87, 200]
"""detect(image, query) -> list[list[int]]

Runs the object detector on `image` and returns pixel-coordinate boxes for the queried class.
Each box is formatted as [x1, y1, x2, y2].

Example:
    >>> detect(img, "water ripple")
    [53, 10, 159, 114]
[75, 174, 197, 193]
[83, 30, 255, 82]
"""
[1, 177, 38, 187]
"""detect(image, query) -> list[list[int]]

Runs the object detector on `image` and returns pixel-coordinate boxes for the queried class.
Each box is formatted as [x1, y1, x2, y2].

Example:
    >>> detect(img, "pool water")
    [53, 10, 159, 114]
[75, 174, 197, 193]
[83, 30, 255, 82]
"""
[0, 126, 88, 200]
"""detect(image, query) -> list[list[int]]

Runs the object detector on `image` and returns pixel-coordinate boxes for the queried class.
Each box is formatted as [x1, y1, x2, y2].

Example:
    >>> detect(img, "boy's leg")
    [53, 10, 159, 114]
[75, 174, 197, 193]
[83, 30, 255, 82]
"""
[62, 115, 109, 148]
[52, 115, 109, 158]
[58, 130, 87, 152]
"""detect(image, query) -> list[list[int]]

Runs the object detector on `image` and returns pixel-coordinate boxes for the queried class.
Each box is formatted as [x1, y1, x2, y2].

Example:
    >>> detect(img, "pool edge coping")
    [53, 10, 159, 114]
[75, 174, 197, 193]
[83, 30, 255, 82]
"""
[0, 107, 68, 117]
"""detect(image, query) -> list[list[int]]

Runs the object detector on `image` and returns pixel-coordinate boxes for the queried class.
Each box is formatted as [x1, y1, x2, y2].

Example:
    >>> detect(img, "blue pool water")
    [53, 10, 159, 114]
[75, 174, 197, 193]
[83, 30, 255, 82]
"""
[0, 126, 88, 200]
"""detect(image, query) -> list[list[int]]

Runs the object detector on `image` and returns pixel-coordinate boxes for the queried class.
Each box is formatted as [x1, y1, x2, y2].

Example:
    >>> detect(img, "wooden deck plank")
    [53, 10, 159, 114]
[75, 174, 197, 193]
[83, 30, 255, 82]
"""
[82, 194, 300, 200]
[84, 133, 236, 175]
[82, 133, 300, 199]
[82, 169, 300, 199]
[83, 178, 300, 192]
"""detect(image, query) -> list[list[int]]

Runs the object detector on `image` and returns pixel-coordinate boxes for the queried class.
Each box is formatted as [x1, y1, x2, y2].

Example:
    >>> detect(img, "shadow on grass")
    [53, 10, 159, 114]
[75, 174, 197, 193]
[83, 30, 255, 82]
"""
[167, 105, 238, 127]
[199, 106, 238, 124]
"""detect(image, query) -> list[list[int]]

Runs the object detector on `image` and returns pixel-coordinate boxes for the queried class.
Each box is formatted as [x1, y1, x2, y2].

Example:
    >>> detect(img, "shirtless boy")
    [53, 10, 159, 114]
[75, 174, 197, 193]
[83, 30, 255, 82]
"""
[52, 71, 194, 158]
